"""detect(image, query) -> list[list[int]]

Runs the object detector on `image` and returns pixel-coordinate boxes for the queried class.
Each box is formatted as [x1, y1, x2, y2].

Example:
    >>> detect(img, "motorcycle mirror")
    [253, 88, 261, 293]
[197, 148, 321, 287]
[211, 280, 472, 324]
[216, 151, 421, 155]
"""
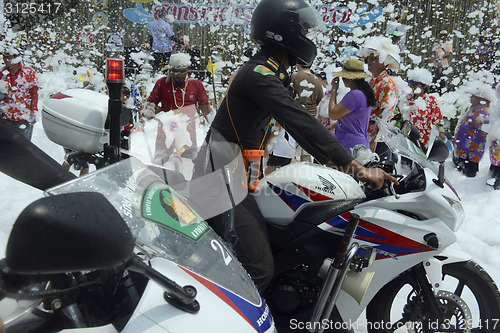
[401, 120, 421, 144]
[6, 192, 135, 275]
[427, 136, 449, 163]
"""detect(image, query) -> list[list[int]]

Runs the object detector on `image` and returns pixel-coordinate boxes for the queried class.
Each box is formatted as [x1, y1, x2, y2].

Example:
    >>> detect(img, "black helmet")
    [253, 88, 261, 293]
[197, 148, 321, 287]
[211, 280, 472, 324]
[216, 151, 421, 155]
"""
[251, 0, 323, 67]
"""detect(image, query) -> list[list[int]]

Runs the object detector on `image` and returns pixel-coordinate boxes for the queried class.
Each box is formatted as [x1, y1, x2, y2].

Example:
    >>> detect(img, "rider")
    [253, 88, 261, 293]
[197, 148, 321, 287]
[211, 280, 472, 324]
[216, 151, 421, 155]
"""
[208, 0, 398, 293]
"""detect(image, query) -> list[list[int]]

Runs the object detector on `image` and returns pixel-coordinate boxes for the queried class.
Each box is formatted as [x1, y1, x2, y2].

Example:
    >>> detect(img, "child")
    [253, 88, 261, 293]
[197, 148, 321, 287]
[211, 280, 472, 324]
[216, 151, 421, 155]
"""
[401, 68, 446, 153]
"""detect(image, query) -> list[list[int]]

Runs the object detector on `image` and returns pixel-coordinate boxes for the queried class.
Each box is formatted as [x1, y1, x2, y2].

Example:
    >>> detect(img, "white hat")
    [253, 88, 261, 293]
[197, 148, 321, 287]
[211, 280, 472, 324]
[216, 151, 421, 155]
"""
[407, 68, 433, 86]
[464, 81, 497, 104]
[359, 36, 400, 71]
[168, 53, 191, 69]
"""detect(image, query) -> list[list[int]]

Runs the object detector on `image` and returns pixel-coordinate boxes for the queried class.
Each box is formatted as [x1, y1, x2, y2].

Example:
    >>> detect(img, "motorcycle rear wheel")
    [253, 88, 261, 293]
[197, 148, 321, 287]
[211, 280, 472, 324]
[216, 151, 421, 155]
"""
[366, 261, 500, 333]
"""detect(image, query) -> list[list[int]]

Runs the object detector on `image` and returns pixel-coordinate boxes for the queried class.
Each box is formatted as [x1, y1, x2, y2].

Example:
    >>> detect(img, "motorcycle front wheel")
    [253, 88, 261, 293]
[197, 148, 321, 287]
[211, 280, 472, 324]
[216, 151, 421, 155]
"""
[366, 261, 500, 333]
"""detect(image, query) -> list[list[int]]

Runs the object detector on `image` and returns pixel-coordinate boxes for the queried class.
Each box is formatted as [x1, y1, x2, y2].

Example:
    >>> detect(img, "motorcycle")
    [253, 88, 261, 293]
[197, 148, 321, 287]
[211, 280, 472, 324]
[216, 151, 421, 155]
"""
[0, 110, 276, 332]
[252, 120, 500, 332]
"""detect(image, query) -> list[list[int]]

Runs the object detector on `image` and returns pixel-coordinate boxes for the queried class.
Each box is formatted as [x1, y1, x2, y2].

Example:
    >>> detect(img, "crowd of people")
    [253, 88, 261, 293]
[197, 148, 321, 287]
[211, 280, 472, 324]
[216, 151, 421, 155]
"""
[261, 30, 500, 191]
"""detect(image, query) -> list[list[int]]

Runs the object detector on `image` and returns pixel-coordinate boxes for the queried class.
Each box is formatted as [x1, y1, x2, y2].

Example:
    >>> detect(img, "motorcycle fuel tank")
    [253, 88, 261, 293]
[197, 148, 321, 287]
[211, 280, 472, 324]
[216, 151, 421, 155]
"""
[253, 163, 365, 225]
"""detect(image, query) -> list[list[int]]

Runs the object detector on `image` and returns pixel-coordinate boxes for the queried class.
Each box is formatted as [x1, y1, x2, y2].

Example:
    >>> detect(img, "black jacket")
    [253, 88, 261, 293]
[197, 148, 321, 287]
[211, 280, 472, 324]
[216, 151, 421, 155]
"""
[211, 48, 353, 167]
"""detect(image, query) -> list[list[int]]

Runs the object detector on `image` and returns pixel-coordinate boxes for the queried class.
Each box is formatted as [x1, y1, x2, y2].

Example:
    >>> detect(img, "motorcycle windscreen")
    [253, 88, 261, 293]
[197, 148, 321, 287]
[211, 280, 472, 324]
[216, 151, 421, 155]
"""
[376, 118, 438, 173]
[46, 112, 260, 305]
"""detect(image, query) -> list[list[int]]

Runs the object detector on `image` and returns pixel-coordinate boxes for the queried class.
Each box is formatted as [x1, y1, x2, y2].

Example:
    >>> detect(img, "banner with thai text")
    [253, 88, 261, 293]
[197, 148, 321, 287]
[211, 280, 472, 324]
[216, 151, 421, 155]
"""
[123, 1, 384, 33]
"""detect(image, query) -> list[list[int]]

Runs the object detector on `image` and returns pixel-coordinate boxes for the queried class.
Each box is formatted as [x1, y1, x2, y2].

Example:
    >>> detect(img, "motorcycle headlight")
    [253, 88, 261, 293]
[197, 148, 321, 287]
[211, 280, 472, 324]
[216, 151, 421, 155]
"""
[442, 195, 465, 231]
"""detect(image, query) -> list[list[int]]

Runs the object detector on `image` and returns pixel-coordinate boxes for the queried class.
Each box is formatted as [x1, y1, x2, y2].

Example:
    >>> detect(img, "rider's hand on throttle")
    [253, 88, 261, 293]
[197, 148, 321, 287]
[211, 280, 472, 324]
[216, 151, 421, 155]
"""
[358, 167, 398, 190]
[341, 160, 398, 190]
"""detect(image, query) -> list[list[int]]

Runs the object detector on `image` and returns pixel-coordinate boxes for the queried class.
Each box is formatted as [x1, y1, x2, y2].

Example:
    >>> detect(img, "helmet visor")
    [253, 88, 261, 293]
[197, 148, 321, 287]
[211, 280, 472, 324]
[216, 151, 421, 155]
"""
[294, 6, 325, 31]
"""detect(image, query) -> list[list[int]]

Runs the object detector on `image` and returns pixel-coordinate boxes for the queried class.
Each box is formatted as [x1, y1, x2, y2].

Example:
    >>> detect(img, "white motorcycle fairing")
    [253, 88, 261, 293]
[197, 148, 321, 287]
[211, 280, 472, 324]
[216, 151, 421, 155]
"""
[43, 147, 275, 332]
[122, 258, 272, 333]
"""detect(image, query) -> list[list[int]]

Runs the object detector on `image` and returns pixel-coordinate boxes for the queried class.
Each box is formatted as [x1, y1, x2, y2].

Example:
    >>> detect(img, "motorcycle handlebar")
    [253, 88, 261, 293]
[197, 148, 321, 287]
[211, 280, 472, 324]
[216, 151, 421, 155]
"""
[362, 182, 375, 195]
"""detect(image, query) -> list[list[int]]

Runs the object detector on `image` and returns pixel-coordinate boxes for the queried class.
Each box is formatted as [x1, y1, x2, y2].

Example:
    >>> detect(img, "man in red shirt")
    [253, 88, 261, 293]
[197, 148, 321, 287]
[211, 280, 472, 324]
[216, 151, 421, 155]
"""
[144, 52, 213, 118]
[144, 52, 213, 152]
[0, 46, 39, 141]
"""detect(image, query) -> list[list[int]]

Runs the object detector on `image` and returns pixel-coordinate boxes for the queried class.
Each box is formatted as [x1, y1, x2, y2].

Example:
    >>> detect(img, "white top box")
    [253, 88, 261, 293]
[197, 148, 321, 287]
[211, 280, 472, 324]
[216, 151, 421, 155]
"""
[42, 89, 109, 153]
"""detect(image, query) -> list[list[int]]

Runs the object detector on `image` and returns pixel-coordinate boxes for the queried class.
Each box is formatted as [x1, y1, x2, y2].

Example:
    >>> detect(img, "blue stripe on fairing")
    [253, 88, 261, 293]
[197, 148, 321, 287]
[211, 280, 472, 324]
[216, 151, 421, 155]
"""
[268, 181, 310, 211]
[219, 287, 273, 332]
[181, 265, 273, 332]
[326, 216, 389, 240]
[445, 180, 460, 199]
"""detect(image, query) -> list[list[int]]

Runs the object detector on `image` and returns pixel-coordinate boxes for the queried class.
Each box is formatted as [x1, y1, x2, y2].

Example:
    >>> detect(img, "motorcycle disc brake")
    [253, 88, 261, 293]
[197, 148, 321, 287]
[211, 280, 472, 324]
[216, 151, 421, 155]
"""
[408, 290, 472, 333]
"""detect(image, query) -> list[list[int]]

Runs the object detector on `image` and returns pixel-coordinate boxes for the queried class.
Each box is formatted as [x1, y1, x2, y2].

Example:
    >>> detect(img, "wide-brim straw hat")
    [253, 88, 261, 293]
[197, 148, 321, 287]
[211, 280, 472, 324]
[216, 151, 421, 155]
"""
[332, 59, 371, 79]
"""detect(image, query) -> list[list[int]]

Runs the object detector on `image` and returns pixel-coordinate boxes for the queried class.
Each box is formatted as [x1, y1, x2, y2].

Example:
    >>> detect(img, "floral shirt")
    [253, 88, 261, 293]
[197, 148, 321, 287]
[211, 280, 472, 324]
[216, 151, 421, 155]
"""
[0, 64, 39, 121]
[432, 40, 453, 68]
[453, 105, 490, 163]
[147, 19, 174, 53]
[490, 140, 500, 167]
[368, 70, 399, 142]
[404, 93, 443, 146]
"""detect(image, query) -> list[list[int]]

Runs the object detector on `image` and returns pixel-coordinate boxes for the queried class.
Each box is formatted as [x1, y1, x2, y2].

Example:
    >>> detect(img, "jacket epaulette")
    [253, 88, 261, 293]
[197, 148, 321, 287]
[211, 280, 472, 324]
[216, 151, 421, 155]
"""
[266, 58, 279, 71]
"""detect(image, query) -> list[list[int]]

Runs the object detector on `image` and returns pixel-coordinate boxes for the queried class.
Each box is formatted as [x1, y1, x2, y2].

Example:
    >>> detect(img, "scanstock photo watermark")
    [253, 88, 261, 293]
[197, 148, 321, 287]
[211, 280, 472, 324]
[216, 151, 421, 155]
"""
[289, 318, 500, 331]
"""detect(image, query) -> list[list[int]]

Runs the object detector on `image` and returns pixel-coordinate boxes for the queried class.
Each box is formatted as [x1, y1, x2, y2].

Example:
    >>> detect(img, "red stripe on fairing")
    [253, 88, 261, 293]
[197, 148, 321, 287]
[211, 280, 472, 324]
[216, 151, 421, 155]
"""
[178, 266, 258, 332]
[340, 212, 435, 254]
[293, 182, 333, 201]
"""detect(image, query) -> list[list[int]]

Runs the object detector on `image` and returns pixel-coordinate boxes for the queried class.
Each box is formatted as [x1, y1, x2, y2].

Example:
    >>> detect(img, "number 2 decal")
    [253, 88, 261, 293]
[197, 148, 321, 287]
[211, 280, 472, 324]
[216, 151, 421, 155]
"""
[211, 239, 232, 266]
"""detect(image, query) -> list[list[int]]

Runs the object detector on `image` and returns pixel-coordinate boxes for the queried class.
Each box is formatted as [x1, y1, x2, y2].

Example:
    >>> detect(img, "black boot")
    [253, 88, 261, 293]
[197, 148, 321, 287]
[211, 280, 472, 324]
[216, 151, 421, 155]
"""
[490, 165, 500, 190]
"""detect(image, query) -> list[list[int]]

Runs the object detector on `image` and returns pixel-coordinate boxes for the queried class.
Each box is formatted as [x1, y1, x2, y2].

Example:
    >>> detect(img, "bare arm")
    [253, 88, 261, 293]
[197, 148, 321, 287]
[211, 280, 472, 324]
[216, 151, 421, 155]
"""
[327, 78, 352, 120]
[329, 102, 351, 121]
[199, 104, 213, 116]
[339, 159, 398, 190]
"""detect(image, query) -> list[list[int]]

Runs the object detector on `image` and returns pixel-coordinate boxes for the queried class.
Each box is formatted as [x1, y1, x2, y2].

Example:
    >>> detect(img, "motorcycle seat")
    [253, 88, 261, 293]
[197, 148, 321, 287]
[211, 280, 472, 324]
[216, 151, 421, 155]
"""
[294, 199, 361, 225]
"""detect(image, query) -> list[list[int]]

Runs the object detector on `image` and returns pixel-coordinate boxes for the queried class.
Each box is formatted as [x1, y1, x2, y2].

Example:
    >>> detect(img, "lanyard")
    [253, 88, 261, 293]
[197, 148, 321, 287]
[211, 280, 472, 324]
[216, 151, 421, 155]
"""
[225, 81, 270, 151]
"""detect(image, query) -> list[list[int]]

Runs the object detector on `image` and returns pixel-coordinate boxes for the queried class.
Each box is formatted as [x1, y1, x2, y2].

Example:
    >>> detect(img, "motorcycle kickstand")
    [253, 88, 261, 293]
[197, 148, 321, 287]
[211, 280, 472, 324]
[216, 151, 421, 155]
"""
[309, 213, 360, 333]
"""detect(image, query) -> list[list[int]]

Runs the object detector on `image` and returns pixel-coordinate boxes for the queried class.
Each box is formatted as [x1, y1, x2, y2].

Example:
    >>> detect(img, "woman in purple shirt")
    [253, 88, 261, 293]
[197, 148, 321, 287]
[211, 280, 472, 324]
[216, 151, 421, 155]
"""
[328, 59, 375, 153]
